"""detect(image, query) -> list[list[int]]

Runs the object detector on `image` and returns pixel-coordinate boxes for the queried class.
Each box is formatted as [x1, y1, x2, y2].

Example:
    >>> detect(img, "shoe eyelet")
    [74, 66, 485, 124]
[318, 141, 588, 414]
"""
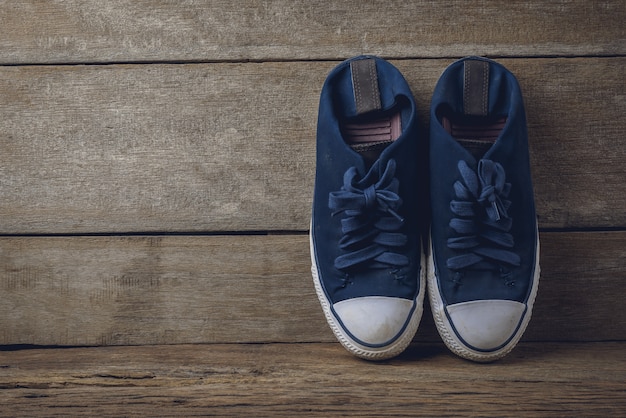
[389, 268, 405, 282]
[451, 271, 464, 286]
[340, 273, 352, 288]
[499, 267, 515, 287]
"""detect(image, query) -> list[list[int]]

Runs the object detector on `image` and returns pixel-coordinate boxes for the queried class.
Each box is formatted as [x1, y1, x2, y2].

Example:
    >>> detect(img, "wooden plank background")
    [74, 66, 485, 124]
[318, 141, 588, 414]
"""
[0, 1, 625, 346]
[0, 58, 624, 233]
[2, 342, 625, 416]
[0, 1, 623, 63]
[1, 232, 625, 346]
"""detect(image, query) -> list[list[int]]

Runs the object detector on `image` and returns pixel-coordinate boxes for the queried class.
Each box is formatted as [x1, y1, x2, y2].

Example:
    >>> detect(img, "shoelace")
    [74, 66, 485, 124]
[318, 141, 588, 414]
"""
[329, 159, 409, 271]
[446, 159, 521, 271]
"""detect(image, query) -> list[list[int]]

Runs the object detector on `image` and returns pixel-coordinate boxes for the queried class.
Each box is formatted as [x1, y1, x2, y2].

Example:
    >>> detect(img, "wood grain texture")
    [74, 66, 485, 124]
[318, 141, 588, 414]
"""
[0, 58, 624, 233]
[0, 0, 624, 64]
[1, 231, 624, 346]
[1, 2, 623, 414]
[1, 342, 625, 416]
[0, 61, 322, 233]
[0, 234, 324, 346]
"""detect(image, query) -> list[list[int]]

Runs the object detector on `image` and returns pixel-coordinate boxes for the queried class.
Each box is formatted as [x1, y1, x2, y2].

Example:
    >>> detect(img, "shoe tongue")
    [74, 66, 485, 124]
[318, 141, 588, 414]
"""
[456, 138, 494, 161]
[344, 58, 400, 165]
[343, 113, 402, 165]
[443, 116, 506, 160]
[452, 58, 503, 160]
[463, 59, 490, 117]
[350, 58, 382, 116]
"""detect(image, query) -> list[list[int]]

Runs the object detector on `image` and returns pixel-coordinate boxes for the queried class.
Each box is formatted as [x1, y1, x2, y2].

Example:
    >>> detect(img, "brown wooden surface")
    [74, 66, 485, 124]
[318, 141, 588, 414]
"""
[1, 342, 625, 416]
[1, 231, 624, 346]
[1, 58, 624, 234]
[0, 1, 624, 415]
[0, 0, 623, 64]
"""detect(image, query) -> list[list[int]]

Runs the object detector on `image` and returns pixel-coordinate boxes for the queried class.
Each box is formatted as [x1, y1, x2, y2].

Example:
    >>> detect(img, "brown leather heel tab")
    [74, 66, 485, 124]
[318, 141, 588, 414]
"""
[463, 59, 490, 116]
[350, 58, 382, 115]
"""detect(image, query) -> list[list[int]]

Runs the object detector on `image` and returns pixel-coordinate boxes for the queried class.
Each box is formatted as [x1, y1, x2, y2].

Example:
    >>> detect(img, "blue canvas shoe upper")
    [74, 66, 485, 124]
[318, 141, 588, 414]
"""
[428, 57, 540, 362]
[311, 56, 424, 360]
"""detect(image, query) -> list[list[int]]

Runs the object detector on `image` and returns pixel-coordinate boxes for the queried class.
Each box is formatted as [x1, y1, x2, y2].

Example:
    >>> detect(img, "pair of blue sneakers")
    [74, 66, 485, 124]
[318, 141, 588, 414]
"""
[310, 56, 540, 362]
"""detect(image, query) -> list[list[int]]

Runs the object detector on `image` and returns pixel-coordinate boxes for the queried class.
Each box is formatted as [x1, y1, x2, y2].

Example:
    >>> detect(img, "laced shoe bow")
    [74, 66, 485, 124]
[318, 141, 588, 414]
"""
[329, 159, 408, 271]
[446, 159, 520, 271]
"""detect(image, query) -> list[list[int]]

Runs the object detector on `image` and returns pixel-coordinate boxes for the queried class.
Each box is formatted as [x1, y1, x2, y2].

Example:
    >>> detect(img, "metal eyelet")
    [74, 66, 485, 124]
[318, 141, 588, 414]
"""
[500, 267, 515, 287]
[451, 271, 464, 286]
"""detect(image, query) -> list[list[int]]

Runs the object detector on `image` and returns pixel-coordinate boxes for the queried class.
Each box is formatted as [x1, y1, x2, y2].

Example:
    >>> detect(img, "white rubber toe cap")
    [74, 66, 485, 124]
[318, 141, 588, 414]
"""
[333, 296, 414, 346]
[446, 300, 526, 351]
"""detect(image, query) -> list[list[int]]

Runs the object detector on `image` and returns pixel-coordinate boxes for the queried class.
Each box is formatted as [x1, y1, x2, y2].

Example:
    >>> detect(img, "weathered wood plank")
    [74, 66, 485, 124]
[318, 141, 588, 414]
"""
[0, 234, 325, 346]
[1, 342, 625, 416]
[0, 61, 322, 233]
[0, 58, 624, 233]
[0, 231, 624, 346]
[0, 0, 623, 64]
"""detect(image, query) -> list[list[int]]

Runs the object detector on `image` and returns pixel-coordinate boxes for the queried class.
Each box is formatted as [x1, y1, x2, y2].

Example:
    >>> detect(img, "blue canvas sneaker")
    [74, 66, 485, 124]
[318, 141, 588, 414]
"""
[428, 57, 540, 362]
[310, 56, 425, 360]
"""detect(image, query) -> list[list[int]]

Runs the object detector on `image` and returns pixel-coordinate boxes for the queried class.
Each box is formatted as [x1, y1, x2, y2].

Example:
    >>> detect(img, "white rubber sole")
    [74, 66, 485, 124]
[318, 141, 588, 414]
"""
[310, 231, 425, 361]
[427, 228, 541, 362]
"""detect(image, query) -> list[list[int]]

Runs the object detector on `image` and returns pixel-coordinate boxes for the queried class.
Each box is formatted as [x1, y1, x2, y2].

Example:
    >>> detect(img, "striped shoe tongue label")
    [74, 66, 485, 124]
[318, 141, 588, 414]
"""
[463, 59, 490, 117]
[443, 116, 507, 160]
[350, 58, 382, 115]
[343, 113, 401, 145]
